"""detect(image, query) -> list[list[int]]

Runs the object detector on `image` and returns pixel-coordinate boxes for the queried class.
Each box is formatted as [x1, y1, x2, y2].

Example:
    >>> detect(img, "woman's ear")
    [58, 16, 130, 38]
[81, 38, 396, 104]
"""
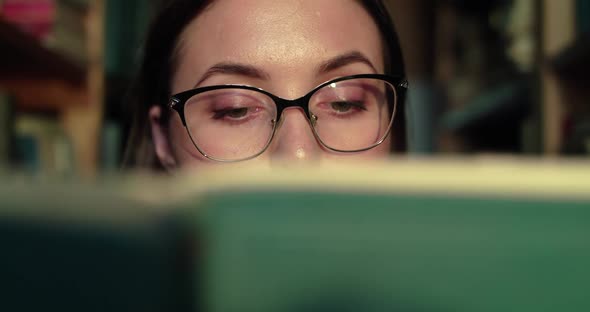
[149, 105, 178, 170]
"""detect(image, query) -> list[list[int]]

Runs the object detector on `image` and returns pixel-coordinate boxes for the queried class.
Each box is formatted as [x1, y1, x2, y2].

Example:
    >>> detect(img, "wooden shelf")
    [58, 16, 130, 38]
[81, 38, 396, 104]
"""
[0, 20, 85, 86]
[0, 19, 87, 113]
[0, 78, 87, 113]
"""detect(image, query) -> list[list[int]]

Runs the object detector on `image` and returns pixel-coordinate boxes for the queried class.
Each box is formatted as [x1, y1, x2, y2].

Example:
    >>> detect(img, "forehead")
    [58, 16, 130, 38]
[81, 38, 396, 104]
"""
[172, 0, 383, 92]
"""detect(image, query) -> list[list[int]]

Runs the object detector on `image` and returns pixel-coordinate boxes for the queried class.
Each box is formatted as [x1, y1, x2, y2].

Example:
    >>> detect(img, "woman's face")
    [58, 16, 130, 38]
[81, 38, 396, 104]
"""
[150, 0, 391, 170]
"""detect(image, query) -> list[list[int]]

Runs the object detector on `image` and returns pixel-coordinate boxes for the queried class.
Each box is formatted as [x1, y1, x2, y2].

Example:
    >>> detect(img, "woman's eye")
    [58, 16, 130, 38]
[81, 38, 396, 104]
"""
[213, 107, 250, 120]
[330, 101, 366, 113]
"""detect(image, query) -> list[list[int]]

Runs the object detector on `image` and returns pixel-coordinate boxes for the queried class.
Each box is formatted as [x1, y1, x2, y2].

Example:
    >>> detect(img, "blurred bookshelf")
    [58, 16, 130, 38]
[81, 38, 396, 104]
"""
[544, 0, 590, 155]
[0, 0, 156, 177]
[386, 0, 590, 157]
[0, 0, 104, 177]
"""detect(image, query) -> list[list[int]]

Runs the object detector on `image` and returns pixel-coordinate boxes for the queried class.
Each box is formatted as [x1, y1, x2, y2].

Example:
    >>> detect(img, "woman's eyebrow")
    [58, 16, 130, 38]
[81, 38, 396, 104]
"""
[194, 51, 375, 87]
[194, 63, 271, 87]
[317, 51, 377, 74]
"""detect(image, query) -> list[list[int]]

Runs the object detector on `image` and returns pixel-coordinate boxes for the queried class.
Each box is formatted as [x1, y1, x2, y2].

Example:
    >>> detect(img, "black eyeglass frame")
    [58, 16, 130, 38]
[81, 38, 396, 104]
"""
[168, 74, 408, 162]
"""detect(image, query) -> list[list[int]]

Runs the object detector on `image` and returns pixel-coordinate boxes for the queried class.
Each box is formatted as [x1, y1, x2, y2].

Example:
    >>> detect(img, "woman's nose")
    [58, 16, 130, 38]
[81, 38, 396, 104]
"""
[267, 107, 321, 164]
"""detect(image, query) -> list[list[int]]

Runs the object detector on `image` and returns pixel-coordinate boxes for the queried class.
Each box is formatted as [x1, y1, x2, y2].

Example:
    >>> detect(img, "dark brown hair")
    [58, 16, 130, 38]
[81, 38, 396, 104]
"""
[123, 0, 406, 169]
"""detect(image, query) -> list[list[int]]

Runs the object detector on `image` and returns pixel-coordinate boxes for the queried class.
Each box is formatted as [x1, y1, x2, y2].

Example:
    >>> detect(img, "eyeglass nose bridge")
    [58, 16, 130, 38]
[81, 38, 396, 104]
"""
[272, 93, 313, 121]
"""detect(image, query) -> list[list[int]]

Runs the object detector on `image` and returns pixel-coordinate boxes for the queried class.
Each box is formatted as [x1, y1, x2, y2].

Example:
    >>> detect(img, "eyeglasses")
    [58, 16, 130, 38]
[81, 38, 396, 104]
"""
[168, 74, 407, 162]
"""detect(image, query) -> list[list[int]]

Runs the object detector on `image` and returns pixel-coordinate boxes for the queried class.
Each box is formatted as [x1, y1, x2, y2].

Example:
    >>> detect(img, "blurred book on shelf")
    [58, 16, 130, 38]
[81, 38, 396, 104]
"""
[100, 119, 122, 172]
[44, 0, 88, 66]
[0, 0, 55, 40]
[4, 111, 122, 176]
[13, 113, 75, 176]
[9, 113, 121, 176]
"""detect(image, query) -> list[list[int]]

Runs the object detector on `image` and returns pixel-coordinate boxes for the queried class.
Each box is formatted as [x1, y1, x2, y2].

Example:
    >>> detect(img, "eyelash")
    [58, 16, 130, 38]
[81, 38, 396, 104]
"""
[211, 106, 264, 125]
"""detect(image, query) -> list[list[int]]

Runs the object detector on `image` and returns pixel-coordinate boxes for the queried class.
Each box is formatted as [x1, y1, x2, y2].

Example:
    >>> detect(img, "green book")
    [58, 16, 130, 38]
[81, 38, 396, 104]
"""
[0, 180, 192, 312]
[199, 190, 590, 312]
[184, 160, 590, 312]
[1, 159, 589, 311]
